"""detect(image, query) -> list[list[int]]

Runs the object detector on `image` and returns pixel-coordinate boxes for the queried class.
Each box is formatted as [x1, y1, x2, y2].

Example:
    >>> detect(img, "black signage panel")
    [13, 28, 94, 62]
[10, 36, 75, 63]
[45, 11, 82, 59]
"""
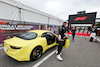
[68, 12, 97, 24]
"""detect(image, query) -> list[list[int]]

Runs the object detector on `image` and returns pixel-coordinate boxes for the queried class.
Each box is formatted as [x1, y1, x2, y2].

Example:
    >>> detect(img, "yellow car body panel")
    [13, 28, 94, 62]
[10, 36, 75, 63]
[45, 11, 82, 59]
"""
[4, 30, 70, 61]
[4, 30, 57, 61]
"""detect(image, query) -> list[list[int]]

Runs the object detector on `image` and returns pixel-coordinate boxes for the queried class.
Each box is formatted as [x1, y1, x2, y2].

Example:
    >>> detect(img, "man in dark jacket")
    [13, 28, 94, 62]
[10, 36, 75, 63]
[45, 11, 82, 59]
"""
[72, 26, 76, 42]
[56, 21, 68, 61]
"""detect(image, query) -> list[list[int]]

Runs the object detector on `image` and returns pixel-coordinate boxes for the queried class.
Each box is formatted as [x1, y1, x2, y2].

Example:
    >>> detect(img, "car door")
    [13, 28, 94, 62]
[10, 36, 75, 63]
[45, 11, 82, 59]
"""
[46, 32, 56, 49]
[41, 32, 56, 49]
[63, 38, 70, 49]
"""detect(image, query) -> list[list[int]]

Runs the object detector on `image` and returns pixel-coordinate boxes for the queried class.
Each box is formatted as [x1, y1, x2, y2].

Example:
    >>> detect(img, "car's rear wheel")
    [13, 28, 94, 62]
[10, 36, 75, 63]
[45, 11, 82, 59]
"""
[30, 46, 43, 61]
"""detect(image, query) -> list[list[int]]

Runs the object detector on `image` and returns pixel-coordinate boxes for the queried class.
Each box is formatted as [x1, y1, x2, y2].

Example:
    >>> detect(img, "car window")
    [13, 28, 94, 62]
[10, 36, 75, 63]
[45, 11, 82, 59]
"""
[41, 33, 47, 37]
[50, 33, 55, 37]
[16, 32, 37, 40]
[41, 32, 55, 37]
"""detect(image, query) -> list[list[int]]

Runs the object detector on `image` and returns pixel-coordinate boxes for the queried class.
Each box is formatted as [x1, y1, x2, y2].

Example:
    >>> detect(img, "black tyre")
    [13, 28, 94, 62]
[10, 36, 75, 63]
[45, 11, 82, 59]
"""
[30, 46, 43, 61]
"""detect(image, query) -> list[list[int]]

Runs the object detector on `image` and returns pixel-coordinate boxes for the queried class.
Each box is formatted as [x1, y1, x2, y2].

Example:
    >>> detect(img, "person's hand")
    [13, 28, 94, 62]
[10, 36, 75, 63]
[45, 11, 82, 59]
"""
[65, 35, 67, 38]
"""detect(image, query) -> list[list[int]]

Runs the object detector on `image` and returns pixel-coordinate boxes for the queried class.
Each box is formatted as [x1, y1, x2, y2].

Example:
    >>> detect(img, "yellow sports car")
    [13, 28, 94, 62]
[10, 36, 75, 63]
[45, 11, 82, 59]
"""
[4, 30, 70, 61]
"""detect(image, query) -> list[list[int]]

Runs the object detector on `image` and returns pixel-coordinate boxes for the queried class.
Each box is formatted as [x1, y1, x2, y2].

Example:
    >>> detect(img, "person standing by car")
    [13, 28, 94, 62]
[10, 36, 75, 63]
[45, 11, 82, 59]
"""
[56, 21, 68, 61]
[72, 26, 76, 42]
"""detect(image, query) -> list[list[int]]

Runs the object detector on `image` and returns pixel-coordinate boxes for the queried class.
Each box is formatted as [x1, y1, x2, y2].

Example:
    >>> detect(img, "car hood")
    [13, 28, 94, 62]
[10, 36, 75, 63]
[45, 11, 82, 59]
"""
[4, 37, 39, 47]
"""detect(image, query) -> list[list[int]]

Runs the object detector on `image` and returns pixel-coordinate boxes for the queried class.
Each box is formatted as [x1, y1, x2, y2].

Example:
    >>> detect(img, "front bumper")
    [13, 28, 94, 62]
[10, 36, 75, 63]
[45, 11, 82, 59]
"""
[4, 43, 32, 61]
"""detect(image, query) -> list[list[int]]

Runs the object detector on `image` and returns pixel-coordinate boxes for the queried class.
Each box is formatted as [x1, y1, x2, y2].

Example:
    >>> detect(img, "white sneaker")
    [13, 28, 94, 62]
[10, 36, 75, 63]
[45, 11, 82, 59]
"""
[55, 50, 62, 55]
[56, 54, 63, 61]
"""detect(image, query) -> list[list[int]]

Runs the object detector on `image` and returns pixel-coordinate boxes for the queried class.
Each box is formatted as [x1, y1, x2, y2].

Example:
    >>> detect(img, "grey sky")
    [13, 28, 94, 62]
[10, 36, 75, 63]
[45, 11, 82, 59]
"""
[14, 0, 100, 20]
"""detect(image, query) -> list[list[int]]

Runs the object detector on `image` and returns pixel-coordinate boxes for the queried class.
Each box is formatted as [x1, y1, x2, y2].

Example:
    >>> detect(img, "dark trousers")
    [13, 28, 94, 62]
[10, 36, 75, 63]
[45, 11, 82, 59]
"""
[57, 40, 65, 55]
[72, 34, 75, 41]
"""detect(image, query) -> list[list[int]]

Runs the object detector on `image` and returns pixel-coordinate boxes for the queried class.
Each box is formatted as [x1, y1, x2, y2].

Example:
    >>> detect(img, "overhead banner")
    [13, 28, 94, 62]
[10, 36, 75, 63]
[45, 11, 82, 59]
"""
[68, 12, 97, 24]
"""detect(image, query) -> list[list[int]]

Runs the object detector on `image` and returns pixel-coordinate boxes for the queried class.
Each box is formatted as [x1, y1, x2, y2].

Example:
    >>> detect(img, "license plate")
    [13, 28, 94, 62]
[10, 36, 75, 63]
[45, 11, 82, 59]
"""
[4, 47, 8, 52]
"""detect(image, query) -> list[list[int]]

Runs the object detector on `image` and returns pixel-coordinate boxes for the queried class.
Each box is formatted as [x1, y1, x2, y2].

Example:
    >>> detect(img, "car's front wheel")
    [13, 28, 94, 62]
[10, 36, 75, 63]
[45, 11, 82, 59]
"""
[30, 46, 43, 61]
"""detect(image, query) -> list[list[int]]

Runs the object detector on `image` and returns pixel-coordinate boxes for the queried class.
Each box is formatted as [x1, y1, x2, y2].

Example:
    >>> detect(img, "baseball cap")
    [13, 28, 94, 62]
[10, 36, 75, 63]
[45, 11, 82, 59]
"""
[63, 20, 67, 23]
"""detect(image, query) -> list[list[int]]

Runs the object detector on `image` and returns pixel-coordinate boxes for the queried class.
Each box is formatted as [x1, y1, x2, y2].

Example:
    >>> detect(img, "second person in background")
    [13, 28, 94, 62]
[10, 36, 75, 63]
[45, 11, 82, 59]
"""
[72, 26, 76, 42]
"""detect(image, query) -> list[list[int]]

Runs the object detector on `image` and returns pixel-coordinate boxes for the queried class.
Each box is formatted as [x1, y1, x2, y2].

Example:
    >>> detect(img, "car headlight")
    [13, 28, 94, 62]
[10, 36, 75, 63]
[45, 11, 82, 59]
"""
[10, 46, 21, 49]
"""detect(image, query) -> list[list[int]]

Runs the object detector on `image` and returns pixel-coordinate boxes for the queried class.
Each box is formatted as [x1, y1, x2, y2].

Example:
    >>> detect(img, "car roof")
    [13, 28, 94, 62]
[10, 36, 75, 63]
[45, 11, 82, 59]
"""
[28, 30, 51, 36]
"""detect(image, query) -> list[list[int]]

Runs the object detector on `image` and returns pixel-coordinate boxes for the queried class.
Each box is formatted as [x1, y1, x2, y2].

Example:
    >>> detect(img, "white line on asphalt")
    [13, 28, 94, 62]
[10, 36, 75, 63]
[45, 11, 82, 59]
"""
[32, 50, 56, 67]
[0, 47, 4, 49]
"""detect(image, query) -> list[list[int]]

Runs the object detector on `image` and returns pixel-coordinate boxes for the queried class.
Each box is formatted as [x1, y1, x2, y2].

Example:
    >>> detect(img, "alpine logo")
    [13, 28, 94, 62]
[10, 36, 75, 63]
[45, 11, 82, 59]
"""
[74, 16, 87, 21]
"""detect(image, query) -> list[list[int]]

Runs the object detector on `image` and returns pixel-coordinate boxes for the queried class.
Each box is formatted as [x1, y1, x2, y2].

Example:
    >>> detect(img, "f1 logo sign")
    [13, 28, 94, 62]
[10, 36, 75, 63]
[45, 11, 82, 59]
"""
[74, 16, 87, 21]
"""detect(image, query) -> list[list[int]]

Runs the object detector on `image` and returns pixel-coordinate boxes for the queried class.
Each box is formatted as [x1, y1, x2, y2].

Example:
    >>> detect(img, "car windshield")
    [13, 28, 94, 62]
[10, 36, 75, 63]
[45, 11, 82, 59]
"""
[17, 32, 37, 40]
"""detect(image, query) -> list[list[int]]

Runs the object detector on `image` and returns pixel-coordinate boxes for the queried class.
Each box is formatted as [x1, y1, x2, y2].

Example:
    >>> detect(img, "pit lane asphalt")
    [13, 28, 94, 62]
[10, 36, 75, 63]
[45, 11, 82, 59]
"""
[0, 36, 100, 67]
